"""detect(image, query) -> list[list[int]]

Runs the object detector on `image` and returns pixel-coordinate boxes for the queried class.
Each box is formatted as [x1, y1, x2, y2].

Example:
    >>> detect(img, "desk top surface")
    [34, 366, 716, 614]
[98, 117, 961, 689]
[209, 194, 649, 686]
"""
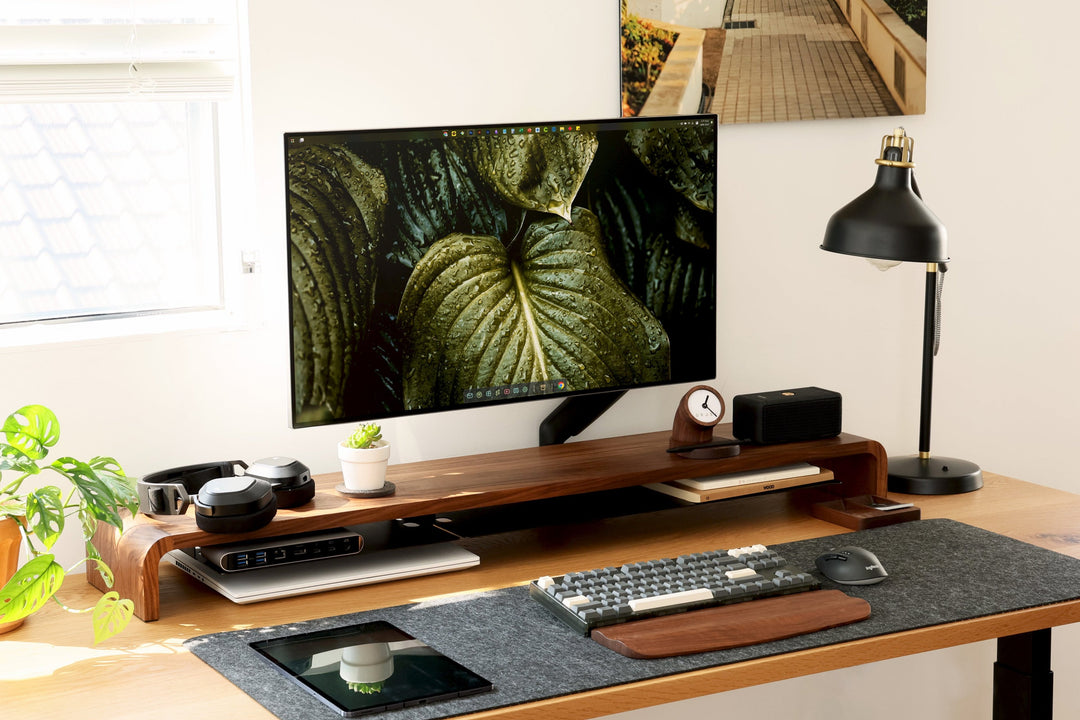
[5, 471, 1080, 720]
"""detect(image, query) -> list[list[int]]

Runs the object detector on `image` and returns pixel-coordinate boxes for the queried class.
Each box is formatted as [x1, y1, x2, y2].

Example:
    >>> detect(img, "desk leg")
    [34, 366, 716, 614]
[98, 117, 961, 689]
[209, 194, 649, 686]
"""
[993, 629, 1053, 720]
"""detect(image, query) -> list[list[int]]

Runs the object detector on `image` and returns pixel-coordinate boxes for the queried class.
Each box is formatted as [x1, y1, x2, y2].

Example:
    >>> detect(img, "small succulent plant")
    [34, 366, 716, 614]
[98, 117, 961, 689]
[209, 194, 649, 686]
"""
[344, 423, 383, 449]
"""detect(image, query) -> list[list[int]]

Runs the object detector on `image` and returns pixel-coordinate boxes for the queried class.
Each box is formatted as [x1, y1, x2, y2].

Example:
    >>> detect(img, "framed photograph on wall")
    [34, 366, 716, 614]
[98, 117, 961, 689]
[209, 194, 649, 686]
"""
[620, 0, 927, 123]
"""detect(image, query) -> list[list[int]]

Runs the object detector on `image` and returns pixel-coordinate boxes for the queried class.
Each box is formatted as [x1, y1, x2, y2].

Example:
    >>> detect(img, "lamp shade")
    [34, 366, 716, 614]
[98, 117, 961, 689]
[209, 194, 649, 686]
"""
[821, 136, 949, 264]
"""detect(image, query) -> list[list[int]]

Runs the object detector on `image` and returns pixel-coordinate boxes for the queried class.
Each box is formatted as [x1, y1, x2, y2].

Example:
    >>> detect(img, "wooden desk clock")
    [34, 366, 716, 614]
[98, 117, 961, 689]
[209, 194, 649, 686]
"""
[669, 385, 744, 459]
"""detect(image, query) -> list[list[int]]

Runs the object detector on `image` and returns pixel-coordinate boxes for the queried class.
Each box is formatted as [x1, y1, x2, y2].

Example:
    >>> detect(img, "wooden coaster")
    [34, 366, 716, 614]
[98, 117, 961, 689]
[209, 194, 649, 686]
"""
[812, 495, 921, 529]
[591, 590, 871, 659]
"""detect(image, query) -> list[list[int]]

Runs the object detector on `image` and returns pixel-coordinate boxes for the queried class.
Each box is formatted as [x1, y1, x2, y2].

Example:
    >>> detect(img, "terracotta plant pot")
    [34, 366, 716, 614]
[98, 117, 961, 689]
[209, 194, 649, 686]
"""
[0, 516, 25, 634]
[338, 440, 391, 491]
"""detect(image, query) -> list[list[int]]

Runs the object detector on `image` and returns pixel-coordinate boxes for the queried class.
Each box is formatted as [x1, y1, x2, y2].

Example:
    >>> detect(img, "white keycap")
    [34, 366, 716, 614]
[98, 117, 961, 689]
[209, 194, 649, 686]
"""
[561, 595, 592, 609]
[727, 544, 768, 557]
[536, 576, 554, 590]
[726, 567, 758, 580]
[627, 588, 713, 612]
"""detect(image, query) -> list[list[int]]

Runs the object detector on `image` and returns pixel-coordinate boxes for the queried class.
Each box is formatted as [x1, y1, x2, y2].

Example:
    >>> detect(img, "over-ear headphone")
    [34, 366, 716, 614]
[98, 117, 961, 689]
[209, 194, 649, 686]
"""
[137, 457, 314, 534]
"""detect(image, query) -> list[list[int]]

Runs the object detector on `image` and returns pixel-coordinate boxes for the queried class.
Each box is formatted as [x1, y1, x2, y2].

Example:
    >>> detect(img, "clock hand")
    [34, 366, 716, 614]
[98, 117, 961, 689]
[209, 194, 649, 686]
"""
[701, 397, 717, 417]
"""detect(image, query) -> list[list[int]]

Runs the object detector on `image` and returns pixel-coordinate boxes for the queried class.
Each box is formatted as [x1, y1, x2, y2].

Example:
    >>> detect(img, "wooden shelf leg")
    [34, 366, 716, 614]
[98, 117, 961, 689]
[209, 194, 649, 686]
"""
[993, 629, 1053, 720]
[88, 520, 168, 622]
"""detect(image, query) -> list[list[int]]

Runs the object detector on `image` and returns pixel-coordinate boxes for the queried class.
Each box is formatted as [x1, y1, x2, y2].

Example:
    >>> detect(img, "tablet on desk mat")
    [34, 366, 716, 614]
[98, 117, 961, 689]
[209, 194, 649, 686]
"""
[250, 620, 493, 718]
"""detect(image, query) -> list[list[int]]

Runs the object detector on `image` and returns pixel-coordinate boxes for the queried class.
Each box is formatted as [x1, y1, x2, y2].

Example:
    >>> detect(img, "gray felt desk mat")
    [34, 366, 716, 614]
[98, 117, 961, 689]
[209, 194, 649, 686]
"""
[185, 518, 1080, 719]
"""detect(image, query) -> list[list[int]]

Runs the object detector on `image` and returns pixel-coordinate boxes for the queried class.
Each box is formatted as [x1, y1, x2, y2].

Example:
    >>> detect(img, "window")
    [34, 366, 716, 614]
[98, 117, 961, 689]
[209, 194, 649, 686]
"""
[0, 1, 246, 338]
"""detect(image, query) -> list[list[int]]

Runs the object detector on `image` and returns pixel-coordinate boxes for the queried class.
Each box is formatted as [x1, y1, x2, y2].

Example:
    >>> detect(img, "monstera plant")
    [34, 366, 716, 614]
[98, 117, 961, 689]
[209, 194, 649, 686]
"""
[0, 404, 138, 643]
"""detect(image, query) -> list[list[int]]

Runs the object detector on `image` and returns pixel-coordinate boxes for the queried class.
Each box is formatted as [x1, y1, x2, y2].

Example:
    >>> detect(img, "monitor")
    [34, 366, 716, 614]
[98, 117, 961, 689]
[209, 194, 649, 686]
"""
[285, 114, 717, 437]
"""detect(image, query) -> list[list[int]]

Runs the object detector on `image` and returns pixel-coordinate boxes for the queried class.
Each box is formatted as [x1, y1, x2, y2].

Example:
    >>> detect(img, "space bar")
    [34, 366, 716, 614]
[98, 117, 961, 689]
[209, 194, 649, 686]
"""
[593, 590, 871, 658]
[628, 588, 713, 612]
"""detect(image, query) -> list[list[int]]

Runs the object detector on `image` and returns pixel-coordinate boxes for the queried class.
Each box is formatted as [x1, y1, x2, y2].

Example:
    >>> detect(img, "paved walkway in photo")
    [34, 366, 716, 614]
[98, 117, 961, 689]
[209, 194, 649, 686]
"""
[708, 0, 901, 123]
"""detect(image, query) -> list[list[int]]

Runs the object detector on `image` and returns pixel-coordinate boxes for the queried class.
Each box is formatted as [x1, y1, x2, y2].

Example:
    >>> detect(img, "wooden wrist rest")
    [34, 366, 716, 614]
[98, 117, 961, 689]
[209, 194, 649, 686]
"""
[591, 590, 871, 659]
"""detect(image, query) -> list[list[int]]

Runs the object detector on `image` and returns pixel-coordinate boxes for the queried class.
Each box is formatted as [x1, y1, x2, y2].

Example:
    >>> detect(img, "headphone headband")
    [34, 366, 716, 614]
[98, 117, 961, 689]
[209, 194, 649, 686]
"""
[138, 460, 248, 516]
[137, 457, 313, 534]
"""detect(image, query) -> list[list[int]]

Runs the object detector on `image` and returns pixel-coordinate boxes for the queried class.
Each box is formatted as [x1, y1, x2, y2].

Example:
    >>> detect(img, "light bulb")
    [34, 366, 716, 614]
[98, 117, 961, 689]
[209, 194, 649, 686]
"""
[867, 258, 902, 271]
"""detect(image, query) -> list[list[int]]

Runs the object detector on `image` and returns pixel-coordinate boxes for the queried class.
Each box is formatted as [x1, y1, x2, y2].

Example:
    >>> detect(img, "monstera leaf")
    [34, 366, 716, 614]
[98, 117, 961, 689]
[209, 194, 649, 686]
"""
[288, 143, 387, 423]
[626, 124, 715, 212]
[2, 403, 59, 460]
[398, 208, 670, 409]
[464, 131, 599, 220]
[0, 554, 65, 624]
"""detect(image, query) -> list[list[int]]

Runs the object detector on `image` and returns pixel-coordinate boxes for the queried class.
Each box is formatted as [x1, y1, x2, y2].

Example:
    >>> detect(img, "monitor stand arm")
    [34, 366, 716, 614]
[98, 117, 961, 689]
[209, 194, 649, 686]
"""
[538, 391, 627, 446]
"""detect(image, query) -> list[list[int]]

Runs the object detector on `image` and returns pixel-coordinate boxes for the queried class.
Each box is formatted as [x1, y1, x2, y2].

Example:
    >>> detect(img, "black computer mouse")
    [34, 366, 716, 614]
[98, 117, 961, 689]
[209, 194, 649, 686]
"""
[814, 546, 888, 585]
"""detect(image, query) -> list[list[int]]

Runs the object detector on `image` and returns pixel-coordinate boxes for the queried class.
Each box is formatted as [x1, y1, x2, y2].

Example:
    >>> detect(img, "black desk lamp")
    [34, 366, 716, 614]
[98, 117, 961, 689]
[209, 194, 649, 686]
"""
[821, 128, 982, 495]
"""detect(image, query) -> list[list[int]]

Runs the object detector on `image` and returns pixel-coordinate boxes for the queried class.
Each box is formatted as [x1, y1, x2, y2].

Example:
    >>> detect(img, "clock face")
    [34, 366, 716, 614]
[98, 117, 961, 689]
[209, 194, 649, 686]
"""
[686, 387, 723, 425]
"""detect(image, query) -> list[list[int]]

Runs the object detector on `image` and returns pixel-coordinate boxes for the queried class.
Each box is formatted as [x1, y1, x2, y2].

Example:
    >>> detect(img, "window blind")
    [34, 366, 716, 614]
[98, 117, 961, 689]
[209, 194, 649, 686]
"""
[0, 1, 238, 101]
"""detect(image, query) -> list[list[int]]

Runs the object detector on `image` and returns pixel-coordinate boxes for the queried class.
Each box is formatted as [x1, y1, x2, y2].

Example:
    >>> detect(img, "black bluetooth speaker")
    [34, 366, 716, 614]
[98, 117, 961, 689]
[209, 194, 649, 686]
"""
[732, 387, 841, 445]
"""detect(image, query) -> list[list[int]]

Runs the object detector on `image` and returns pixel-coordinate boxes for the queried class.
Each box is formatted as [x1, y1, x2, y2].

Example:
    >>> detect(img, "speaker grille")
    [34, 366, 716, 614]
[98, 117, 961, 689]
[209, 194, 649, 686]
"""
[763, 399, 839, 441]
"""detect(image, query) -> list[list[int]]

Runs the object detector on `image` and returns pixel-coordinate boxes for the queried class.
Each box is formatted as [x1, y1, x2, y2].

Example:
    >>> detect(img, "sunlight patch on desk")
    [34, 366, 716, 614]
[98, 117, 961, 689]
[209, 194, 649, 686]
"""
[0, 639, 185, 681]
[407, 587, 502, 610]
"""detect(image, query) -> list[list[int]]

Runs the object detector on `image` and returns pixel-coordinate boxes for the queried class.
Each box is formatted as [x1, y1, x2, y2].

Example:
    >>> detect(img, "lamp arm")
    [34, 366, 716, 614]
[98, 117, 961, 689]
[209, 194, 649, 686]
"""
[911, 169, 943, 455]
[918, 263, 940, 456]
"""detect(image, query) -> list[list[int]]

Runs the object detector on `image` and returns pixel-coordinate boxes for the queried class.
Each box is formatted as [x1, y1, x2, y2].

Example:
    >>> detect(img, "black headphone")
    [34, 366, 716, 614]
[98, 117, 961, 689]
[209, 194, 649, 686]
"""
[137, 457, 314, 534]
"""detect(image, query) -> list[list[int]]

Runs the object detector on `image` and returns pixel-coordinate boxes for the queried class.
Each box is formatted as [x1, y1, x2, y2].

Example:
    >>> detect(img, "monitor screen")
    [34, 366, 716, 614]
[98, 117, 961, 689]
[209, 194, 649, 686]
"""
[286, 114, 717, 428]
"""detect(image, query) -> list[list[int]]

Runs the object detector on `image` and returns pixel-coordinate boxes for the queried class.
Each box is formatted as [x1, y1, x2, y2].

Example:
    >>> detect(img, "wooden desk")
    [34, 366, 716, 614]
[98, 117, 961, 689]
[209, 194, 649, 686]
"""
[4, 472, 1079, 719]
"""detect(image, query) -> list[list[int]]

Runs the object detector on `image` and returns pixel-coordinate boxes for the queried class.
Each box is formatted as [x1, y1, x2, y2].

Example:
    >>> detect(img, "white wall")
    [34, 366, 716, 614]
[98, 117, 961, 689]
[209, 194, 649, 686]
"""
[4, 0, 1080, 717]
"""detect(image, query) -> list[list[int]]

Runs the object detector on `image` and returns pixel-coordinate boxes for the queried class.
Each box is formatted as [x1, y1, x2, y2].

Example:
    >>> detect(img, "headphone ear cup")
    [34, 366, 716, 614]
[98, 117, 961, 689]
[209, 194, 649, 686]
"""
[244, 457, 314, 509]
[193, 476, 277, 534]
[272, 475, 315, 508]
[195, 494, 277, 534]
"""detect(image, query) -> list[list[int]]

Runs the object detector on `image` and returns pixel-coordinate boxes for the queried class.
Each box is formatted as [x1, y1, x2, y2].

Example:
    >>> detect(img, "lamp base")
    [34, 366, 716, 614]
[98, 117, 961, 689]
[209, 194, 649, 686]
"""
[887, 454, 983, 495]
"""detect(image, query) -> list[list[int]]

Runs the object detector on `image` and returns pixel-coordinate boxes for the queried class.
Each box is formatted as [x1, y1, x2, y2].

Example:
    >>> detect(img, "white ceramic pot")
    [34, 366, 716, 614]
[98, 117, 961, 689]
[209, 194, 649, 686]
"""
[338, 440, 391, 491]
[340, 642, 394, 684]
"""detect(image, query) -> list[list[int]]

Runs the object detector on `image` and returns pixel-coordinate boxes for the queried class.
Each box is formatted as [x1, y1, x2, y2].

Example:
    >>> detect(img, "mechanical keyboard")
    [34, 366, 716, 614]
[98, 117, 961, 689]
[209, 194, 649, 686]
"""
[528, 544, 819, 635]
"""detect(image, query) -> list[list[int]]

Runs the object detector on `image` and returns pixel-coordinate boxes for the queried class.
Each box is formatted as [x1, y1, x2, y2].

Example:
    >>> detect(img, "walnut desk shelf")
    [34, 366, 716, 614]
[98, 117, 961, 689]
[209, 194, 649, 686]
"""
[89, 426, 888, 621]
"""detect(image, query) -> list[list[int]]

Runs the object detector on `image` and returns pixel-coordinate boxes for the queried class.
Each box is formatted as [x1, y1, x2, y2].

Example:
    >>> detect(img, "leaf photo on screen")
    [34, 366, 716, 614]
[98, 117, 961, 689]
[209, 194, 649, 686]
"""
[287, 123, 716, 427]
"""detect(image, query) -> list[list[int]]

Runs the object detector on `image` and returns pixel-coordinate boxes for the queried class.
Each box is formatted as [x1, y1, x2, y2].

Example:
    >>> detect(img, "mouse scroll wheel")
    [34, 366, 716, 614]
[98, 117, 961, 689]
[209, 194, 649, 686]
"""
[827, 553, 848, 561]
